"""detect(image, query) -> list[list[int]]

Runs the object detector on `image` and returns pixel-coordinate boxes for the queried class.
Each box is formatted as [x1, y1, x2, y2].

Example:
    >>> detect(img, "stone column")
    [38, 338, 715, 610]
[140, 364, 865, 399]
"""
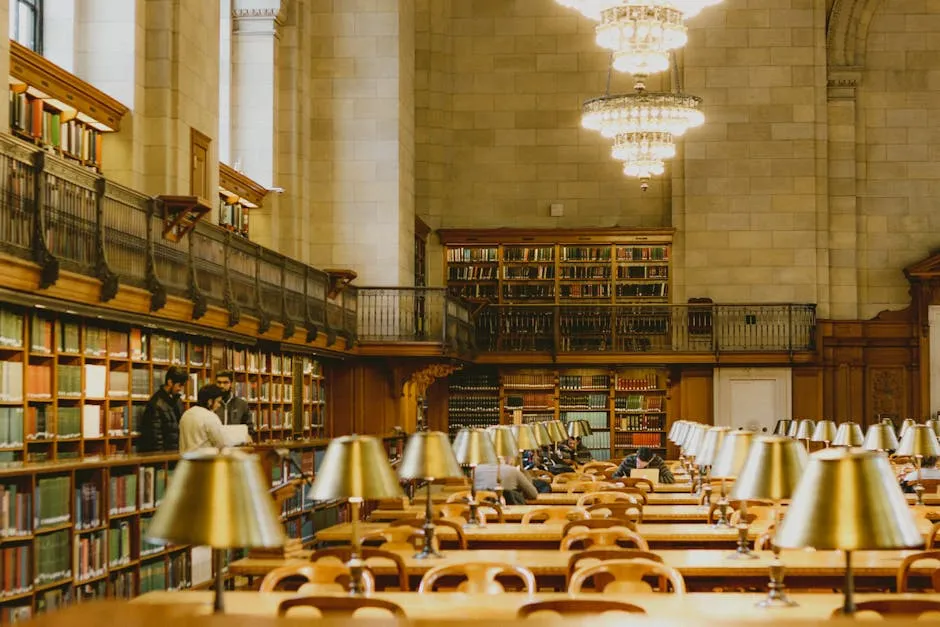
[0, 2, 9, 132]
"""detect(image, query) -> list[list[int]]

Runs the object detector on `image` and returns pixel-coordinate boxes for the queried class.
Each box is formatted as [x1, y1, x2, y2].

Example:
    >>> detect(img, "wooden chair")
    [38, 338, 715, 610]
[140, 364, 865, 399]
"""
[599, 467, 620, 481]
[586, 502, 643, 523]
[521, 506, 589, 524]
[581, 462, 617, 475]
[928, 522, 940, 549]
[551, 472, 583, 485]
[707, 499, 773, 526]
[896, 550, 940, 592]
[563, 517, 636, 537]
[577, 491, 642, 508]
[278, 596, 405, 618]
[260, 563, 375, 593]
[568, 558, 686, 594]
[567, 480, 614, 494]
[597, 486, 648, 505]
[831, 600, 940, 617]
[362, 526, 432, 552]
[526, 470, 554, 483]
[446, 489, 499, 504]
[618, 477, 655, 493]
[436, 502, 504, 525]
[389, 517, 469, 549]
[560, 526, 649, 551]
[418, 562, 537, 594]
[309, 547, 409, 591]
[517, 599, 645, 617]
[566, 549, 664, 588]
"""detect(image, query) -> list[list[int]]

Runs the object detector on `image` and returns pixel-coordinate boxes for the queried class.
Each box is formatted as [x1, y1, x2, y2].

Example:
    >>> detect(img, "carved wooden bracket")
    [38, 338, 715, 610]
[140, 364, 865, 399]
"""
[324, 268, 357, 300]
[406, 362, 462, 397]
[159, 195, 212, 242]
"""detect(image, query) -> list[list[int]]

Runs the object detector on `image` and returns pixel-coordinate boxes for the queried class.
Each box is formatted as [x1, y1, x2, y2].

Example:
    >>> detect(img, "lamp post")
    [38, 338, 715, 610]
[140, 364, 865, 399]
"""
[452, 428, 498, 528]
[776, 448, 924, 616]
[729, 436, 808, 607]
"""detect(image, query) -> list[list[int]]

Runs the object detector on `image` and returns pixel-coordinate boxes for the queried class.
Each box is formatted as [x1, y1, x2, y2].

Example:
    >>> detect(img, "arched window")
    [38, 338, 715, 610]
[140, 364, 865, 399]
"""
[9, 0, 42, 53]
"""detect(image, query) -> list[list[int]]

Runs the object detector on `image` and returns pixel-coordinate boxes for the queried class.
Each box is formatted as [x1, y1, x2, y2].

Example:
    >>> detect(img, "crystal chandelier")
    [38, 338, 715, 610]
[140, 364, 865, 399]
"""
[582, 79, 704, 190]
[556, 0, 722, 21]
[595, 2, 687, 76]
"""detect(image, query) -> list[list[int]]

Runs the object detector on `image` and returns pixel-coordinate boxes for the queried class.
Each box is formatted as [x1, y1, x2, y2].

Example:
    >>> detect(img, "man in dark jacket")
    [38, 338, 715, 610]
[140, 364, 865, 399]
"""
[214, 370, 255, 437]
[138, 366, 187, 452]
[613, 447, 675, 484]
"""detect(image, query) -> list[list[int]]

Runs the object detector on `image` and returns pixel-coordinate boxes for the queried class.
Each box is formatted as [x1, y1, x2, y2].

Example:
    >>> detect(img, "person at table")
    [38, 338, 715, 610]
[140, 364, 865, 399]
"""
[521, 451, 552, 493]
[612, 447, 675, 484]
[474, 461, 539, 504]
[899, 456, 940, 492]
[179, 384, 228, 453]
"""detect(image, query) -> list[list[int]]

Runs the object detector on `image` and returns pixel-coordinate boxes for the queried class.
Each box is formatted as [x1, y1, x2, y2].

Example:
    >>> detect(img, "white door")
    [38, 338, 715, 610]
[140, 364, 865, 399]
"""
[715, 368, 792, 435]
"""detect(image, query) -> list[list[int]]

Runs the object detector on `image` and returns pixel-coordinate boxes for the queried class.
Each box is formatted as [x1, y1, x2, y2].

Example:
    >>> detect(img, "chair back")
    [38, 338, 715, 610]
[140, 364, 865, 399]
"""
[278, 596, 405, 618]
[521, 506, 589, 524]
[567, 480, 614, 494]
[363, 526, 432, 552]
[896, 550, 940, 592]
[586, 502, 643, 523]
[596, 486, 648, 504]
[260, 563, 374, 594]
[831, 600, 940, 617]
[418, 562, 537, 594]
[389, 517, 468, 549]
[618, 477, 655, 493]
[562, 518, 635, 537]
[446, 489, 499, 504]
[437, 503, 486, 525]
[566, 549, 664, 587]
[577, 491, 641, 508]
[928, 521, 940, 550]
[568, 558, 686, 595]
[517, 599, 645, 617]
[309, 547, 408, 591]
[581, 462, 617, 475]
[560, 526, 649, 551]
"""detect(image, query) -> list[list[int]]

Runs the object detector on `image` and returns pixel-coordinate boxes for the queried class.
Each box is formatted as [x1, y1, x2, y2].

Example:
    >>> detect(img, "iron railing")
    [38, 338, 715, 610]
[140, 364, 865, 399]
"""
[357, 287, 475, 352]
[0, 134, 353, 343]
[471, 303, 816, 354]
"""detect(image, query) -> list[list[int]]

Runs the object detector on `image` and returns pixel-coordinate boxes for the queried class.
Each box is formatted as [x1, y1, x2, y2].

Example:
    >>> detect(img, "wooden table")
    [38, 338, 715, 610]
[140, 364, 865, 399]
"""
[536, 492, 698, 505]
[229, 548, 939, 592]
[371, 504, 712, 523]
[550, 482, 693, 494]
[133, 591, 940, 620]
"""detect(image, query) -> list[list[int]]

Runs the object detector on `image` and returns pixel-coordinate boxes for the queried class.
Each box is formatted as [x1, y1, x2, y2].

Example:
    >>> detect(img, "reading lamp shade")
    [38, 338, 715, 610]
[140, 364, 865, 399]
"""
[671, 421, 691, 445]
[696, 426, 730, 467]
[488, 425, 519, 459]
[900, 418, 917, 439]
[567, 420, 590, 439]
[926, 419, 940, 438]
[773, 419, 793, 436]
[710, 430, 756, 479]
[794, 419, 816, 440]
[786, 420, 800, 438]
[832, 422, 865, 447]
[811, 420, 838, 443]
[863, 423, 900, 452]
[684, 424, 708, 458]
[453, 428, 498, 466]
[308, 435, 405, 501]
[398, 431, 464, 481]
[511, 424, 540, 451]
[547, 420, 567, 442]
[896, 424, 940, 458]
[776, 448, 923, 551]
[729, 436, 808, 502]
[146, 449, 285, 548]
[578, 419, 594, 436]
[668, 420, 687, 443]
[532, 422, 552, 447]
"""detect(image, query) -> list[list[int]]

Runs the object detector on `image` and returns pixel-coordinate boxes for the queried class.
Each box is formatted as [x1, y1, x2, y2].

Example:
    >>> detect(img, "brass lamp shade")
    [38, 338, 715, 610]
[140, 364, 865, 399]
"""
[710, 430, 756, 479]
[578, 419, 593, 436]
[677, 422, 698, 448]
[452, 428, 498, 467]
[832, 422, 865, 447]
[776, 447, 924, 551]
[729, 436, 808, 502]
[488, 425, 519, 459]
[900, 418, 917, 439]
[773, 419, 793, 436]
[926, 419, 940, 438]
[896, 424, 940, 458]
[672, 421, 692, 444]
[794, 419, 816, 440]
[546, 421, 567, 443]
[683, 424, 708, 458]
[863, 423, 900, 452]
[786, 420, 800, 438]
[811, 420, 837, 443]
[532, 422, 552, 447]
[398, 431, 465, 480]
[147, 449, 285, 548]
[696, 426, 730, 467]
[567, 420, 590, 439]
[309, 435, 405, 501]
[511, 424, 540, 451]
[668, 420, 686, 443]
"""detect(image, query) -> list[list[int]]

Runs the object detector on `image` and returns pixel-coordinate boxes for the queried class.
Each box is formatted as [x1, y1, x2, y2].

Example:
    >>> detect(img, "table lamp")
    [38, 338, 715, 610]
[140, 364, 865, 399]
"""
[452, 428, 498, 528]
[578, 419, 593, 436]
[926, 419, 940, 438]
[794, 419, 815, 448]
[773, 419, 792, 436]
[567, 420, 590, 440]
[728, 436, 807, 607]
[668, 420, 686, 443]
[682, 423, 707, 493]
[786, 420, 800, 437]
[895, 424, 940, 506]
[900, 418, 917, 439]
[863, 422, 899, 452]
[776, 447, 924, 615]
[511, 423, 540, 469]
[308, 434, 405, 593]
[709, 429, 756, 534]
[146, 449, 285, 613]
[810, 420, 837, 448]
[548, 420, 567, 442]
[488, 425, 519, 503]
[832, 421, 864, 447]
[398, 431, 465, 559]
[532, 422, 552, 448]
[696, 426, 730, 507]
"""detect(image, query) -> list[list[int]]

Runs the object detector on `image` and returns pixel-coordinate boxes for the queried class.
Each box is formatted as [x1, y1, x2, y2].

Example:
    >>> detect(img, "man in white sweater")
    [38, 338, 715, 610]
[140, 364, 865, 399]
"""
[179, 384, 228, 453]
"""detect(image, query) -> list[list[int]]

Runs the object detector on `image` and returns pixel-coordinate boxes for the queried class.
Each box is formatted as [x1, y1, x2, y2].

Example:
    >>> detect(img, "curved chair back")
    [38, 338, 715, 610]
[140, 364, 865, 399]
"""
[581, 462, 617, 475]
[568, 558, 686, 595]
[446, 490, 499, 504]
[560, 526, 649, 551]
[260, 563, 375, 594]
[309, 547, 408, 591]
[831, 600, 940, 617]
[418, 562, 537, 594]
[617, 477, 655, 493]
[278, 596, 405, 618]
[587, 502, 643, 523]
[896, 550, 940, 592]
[566, 549, 664, 587]
[567, 480, 614, 494]
[577, 491, 641, 508]
[596, 486, 648, 505]
[521, 506, 589, 524]
[363, 526, 431, 552]
[517, 599, 645, 617]
[389, 517, 468, 549]
[562, 518, 635, 537]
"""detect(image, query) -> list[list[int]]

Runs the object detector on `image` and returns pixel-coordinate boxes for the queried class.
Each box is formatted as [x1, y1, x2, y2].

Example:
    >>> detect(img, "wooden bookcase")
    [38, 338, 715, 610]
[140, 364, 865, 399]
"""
[8, 41, 128, 172]
[445, 365, 670, 461]
[218, 163, 268, 240]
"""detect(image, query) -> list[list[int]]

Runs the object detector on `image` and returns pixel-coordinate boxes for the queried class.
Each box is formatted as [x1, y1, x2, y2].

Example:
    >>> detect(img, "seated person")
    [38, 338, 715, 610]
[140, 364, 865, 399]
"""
[521, 451, 552, 493]
[474, 461, 539, 504]
[573, 436, 593, 463]
[900, 456, 940, 493]
[613, 446, 675, 484]
[537, 446, 574, 475]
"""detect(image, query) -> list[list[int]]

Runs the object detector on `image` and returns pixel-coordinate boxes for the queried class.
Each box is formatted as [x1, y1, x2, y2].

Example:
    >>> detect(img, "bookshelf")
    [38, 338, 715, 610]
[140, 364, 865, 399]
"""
[444, 365, 670, 461]
[8, 41, 128, 172]
[218, 163, 268, 240]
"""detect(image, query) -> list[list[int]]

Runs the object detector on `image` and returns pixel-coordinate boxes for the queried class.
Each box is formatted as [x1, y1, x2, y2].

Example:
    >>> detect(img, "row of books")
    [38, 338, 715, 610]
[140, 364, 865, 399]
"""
[615, 432, 664, 447]
[447, 266, 497, 281]
[231, 381, 294, 403]
[502, 285, 554, 300]
[505, 393, 554, 410]
[504, 247, 554, 262]
[558, 393, 608, 410]
[615, 415, 665, 431]
[36, 530, 72, 585]
[0, 545, 30, 596]
[615, 394, 664, 412]
[447, 416, 500, 434]
[560, 265, 611, 279]
[257, 408, 291, 430]
[10, 92, 104, 168]
[108, 474, 138, 515]
[73, 530, 106, 583]
[447, 396, 499, 413]
[140, 515, 165, 557]
[27, 405, 103, 439]
[503, 266, 555, 280]
[109, 522, 132, 566]
[0, 361, 23, 401]
[447, 247, 498, 262]
[618, 246, 669, 261]
[615, 375, 661, 391]
[502, 373, 555, 388]
[562, 412, 608, 429]
[559, 374, 610, 390]
[224, 349, 299, 375]
[75, 482, 101, 530]
[0, 484, 31, 535]
[618, 265, 668, 279]
[560, 246, 612, 261]
[560, 284, 611, 299]
[0, 309, 24, 348]
[139, 466, 169, 509]
[0, 407, 25, 447]
[448, 284, 498, 300]
[36, 476, 71, 527]
[449, 373, 498, 391]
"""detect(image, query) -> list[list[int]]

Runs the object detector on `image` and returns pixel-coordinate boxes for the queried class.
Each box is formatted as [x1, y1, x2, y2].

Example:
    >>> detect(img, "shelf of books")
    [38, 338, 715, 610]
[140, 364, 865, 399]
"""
[444, 365, 669, 461]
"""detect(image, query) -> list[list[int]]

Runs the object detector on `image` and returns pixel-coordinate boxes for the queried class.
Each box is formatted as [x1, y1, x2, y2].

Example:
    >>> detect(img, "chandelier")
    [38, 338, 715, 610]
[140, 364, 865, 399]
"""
[595, 2, 687, 76]
[582, 81, 704, 190]
[556, 0, 722, 21]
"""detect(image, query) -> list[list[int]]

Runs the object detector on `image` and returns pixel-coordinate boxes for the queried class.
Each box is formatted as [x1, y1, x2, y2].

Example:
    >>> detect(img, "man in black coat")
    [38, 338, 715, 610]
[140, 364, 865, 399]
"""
[213, 370, 255, 437]
[138, 366, 187, 452]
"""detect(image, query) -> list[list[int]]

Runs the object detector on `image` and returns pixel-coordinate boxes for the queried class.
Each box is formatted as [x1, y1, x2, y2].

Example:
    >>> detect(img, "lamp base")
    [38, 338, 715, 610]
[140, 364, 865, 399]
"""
[756, 594, 799, 609]
[757, 559, 798, 608]
[413, 546, 443, 560]
[725, 523, 758, 560]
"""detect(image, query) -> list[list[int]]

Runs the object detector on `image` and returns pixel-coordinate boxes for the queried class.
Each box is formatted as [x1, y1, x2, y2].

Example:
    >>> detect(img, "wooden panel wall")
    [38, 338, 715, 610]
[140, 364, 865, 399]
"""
[792, 366, 823, 419]
[330, 360, 401, 436]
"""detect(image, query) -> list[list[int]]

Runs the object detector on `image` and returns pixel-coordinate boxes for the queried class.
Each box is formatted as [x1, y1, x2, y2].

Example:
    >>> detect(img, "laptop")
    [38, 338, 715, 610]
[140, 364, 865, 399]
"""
[630, 468, 660, 484]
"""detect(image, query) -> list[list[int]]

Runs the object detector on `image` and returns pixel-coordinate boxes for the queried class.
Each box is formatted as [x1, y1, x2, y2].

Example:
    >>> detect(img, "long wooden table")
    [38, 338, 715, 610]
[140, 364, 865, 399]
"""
[371, 504, 712, 523]
[550, 482, 693, 493]
[228, 548, 939, 592]
[133, 591, 940, 620]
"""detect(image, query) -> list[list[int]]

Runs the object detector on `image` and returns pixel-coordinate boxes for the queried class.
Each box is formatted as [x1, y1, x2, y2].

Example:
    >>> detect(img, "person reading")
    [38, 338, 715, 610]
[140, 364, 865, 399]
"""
[612, 446, 675, 484]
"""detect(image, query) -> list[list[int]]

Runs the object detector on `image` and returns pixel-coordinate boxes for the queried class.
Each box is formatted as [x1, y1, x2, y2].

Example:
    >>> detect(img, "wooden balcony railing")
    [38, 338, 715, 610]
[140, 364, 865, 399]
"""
[357, 287, 475, 353]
